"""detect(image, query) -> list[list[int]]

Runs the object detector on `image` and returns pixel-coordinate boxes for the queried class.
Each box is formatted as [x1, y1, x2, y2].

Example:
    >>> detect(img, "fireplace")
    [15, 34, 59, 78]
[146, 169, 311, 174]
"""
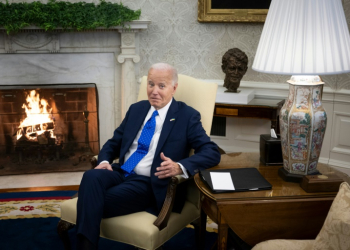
[0, 84, 98, 175]
[0, 21, 149, 179]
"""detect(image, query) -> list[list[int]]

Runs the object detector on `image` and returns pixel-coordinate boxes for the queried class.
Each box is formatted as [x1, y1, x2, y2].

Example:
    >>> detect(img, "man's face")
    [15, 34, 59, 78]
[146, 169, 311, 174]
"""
[147, 68, 178, 110]
[224, 58, 247, 85]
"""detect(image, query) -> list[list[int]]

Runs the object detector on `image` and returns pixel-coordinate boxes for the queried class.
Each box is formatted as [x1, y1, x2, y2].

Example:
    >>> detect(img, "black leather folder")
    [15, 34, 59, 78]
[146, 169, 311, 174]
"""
[199, 168, 272, 193]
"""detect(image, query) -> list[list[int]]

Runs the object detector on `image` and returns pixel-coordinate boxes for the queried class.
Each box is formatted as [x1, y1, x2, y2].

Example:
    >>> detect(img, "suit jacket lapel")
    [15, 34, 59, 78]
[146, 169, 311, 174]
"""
[154, 99, 179, 163]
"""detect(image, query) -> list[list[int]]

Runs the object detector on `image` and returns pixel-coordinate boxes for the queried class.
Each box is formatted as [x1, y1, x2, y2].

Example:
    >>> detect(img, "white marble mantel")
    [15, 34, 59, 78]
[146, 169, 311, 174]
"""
[0, 20, 150, 146]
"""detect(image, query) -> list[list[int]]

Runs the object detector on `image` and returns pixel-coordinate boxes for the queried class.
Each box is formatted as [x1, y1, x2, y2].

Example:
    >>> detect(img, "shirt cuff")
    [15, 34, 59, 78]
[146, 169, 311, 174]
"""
[177, 162, 189, 179]
[99, 160, 109, 165]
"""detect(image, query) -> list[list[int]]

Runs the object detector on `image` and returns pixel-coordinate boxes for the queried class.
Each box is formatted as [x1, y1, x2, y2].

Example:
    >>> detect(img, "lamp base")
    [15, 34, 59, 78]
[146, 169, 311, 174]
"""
[278, 167, 320, 183]
[279, 75, 327, 176]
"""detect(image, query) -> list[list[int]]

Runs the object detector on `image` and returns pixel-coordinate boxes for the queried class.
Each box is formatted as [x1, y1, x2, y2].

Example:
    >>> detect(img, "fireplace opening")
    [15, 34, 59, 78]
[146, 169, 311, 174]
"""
[0, 84, 99, 176]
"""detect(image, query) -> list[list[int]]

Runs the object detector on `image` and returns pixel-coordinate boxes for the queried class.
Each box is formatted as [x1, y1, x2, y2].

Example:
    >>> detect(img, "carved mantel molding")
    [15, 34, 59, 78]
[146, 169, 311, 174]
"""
[0, 21, 150, 54]
[4, 33, 60, 54]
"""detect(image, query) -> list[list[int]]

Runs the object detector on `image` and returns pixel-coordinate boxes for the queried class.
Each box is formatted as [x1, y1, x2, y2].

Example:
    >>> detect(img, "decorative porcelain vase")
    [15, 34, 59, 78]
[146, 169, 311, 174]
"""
[279, 76, 327, 175]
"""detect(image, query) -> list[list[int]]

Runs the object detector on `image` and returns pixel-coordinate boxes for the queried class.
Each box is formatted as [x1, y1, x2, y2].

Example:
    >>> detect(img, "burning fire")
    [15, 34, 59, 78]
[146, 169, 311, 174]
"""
[16, 90, 55, 141]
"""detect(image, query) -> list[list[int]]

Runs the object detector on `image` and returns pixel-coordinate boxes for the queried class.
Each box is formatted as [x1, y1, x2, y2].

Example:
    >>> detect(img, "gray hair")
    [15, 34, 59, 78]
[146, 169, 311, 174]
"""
[149, 63, 178, 86]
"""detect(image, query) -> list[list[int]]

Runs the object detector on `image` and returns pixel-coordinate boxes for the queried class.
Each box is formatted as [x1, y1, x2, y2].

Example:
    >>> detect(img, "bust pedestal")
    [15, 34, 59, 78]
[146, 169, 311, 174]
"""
[216, 87, 254, 104]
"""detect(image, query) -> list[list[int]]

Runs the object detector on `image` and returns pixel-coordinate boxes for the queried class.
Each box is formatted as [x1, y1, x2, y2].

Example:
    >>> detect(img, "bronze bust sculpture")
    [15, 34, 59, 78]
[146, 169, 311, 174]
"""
[221, 48, 248, 93]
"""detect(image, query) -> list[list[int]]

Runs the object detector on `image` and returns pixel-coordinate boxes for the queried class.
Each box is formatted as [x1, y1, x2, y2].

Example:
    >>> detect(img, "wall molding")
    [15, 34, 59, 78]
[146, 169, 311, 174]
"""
[203, 79, 350, 102]
[328, 159, 350, 169]
[331, 111, 350, 156]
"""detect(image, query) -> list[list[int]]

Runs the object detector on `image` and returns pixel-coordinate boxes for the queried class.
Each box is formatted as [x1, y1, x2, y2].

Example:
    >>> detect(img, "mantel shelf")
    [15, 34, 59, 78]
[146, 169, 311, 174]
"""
[0, 20, 151, 33]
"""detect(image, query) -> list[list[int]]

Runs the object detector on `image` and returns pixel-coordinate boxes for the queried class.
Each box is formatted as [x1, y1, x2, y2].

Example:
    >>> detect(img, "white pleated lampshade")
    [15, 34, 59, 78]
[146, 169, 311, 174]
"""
[252, 0, 350, 75]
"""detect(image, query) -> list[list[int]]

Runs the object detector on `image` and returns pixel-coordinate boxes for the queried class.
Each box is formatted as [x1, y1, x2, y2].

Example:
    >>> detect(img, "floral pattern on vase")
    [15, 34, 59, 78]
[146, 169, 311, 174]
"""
[280, 111, 289, 159]
[295, 87, 311, 109]
[308, 86, 327, 173]
[280, 85, 295, 161]
[310, 111, 327, 160]
[283, 159, 289, 171]
[290, 111, 310, 161]
[308, 161, 317, 171]
[292, 163, 305, 171]
[312, 88, 322, 109]
[279, 78, 327, 175]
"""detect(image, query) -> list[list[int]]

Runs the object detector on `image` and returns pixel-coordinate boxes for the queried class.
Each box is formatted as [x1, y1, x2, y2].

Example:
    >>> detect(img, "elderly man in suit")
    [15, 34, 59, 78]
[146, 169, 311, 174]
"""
[76, 63, 221, 249]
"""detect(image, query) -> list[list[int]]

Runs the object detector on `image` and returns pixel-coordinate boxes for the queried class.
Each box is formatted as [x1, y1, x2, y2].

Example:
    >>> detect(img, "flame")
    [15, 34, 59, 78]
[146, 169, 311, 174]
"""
[17, 90, 55, 141]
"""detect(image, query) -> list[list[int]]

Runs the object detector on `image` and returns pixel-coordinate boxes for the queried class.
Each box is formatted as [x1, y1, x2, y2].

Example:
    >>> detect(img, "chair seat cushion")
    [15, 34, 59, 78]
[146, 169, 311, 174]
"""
[60, 197, 199, 250]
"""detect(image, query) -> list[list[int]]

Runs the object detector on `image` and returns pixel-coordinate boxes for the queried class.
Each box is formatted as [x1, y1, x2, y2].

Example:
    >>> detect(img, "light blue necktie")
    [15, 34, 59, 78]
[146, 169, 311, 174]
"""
[121, 110, 159, 177]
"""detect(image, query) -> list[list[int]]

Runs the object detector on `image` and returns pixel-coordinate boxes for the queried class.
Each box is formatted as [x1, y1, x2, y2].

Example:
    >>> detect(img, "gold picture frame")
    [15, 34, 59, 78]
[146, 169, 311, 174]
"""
[198, 0, 270, 23]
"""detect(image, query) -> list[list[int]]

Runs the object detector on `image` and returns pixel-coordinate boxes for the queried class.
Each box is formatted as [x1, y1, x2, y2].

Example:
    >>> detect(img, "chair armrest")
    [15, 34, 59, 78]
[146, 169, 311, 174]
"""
[90, 156, 185, 230]
[153, 175, 187, 230]
[90, 155, 98, 168]
[90, 155, 119, 169]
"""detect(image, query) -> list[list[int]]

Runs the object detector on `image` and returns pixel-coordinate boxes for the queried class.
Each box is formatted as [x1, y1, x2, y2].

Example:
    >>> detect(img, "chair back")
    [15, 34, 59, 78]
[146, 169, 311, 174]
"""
[138, 74, 218, 136]
[139, 74, 218, 209]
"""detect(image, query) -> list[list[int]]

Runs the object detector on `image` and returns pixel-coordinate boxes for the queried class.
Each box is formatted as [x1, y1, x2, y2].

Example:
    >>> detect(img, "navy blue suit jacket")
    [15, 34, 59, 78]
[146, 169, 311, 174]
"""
[97, 99, 221, 214]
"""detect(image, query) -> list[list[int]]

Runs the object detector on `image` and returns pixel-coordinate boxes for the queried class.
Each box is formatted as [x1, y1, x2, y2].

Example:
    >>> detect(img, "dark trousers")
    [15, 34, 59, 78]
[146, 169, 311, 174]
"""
[76, 169, 154, 246]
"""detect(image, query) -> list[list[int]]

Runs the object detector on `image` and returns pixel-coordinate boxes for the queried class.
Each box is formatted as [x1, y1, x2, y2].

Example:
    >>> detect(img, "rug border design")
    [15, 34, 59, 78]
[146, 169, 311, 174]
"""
[0, 199, 68, 220]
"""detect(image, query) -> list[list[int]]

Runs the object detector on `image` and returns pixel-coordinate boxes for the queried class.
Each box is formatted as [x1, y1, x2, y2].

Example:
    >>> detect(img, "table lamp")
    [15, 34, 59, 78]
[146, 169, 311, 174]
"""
[253, 0, 350, 181]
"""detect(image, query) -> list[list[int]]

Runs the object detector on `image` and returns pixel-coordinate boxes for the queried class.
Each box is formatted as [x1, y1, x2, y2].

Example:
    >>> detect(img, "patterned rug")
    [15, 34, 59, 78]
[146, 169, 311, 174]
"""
[0, 191, 76, 220]
[0, 191, 219, 250]
[0, 190, 218, 232]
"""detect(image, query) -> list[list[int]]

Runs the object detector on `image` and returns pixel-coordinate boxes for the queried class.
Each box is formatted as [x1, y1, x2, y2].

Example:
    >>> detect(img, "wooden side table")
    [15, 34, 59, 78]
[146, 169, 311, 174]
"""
[215, 98, 285, 133]
[194, 152, 350, 250]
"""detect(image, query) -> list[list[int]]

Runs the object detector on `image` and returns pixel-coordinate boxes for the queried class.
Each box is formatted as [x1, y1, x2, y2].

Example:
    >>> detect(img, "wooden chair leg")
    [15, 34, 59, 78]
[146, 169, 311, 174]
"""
[57, 219, 75, 250]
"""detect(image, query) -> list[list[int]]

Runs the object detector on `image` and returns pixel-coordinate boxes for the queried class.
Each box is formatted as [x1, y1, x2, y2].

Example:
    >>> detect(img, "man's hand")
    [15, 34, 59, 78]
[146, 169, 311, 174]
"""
[155, 152, 183, 179]
[95, 162, 113, 171]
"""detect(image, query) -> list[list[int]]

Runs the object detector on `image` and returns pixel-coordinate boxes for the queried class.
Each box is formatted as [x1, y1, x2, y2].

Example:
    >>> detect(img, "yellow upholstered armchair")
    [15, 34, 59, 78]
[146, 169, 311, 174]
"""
[57, 74, 218, 250]
[252, 182, 350, 250]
